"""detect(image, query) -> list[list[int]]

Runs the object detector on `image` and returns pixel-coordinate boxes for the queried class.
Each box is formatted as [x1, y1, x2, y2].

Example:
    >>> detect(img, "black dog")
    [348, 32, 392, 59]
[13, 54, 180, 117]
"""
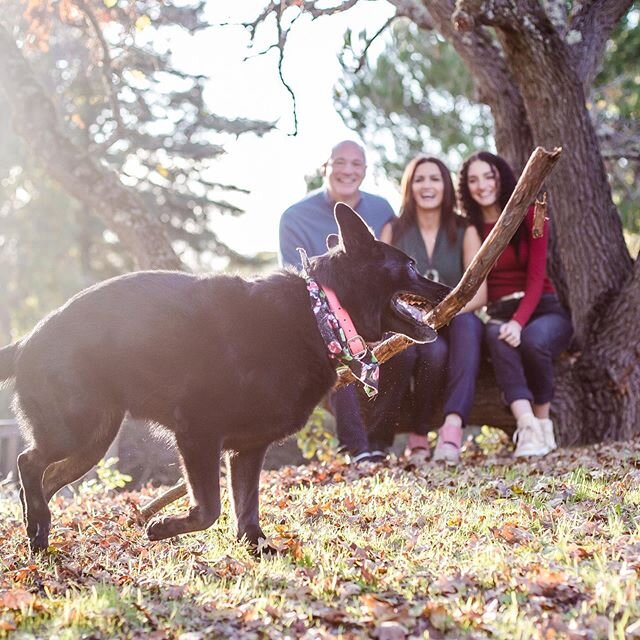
[0, 203, 450, 552]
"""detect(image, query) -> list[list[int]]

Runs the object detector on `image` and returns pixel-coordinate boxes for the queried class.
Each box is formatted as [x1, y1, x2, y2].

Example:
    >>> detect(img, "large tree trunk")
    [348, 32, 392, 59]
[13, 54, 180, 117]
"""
[451, 0, 638, 444]
[392, 0, 534, 171]
[555, 258, 640, 444]
[0, 24, 182, 271]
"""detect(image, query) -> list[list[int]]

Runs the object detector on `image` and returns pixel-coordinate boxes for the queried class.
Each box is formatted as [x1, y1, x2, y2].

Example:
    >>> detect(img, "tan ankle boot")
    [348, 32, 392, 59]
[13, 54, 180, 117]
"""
[513, 413, 551, 457]
[537, 418, 557, 452]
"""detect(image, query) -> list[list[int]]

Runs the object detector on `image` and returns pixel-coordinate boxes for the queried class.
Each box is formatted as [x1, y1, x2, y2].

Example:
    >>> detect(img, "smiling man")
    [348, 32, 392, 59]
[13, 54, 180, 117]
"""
[278, 140, 395, 464]
[278, 140, 394, 268]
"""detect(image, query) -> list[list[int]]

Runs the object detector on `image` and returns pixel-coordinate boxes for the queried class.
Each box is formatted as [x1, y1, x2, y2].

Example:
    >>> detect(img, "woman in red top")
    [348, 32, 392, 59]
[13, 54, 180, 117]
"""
[458, 151, 573, 457]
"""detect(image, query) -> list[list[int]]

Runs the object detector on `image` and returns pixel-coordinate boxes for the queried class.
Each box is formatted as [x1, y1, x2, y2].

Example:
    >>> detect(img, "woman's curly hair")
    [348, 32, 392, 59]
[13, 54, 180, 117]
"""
[458, 151, 523, 251]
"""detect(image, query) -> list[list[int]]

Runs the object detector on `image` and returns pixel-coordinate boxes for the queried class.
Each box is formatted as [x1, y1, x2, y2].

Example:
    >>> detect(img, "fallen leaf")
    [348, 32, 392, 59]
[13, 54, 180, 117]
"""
[626, 619, 640, 637]
[491, 522, 531, 544]
[0, 588, 35, 611]
[376, 620, 408, 640]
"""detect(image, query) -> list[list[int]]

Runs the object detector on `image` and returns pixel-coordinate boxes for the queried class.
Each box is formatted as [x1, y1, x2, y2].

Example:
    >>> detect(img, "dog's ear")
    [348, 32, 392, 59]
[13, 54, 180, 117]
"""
[334, 202, 375, 253]
[326, 234, 340, 250]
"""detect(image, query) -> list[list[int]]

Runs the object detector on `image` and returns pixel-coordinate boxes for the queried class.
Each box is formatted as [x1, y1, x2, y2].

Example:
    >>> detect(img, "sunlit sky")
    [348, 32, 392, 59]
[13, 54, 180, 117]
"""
[170, 1, 398, 258]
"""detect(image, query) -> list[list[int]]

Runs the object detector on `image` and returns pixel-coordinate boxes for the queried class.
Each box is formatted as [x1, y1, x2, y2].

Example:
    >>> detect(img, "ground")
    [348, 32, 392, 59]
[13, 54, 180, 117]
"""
[1, 431, 639, 639]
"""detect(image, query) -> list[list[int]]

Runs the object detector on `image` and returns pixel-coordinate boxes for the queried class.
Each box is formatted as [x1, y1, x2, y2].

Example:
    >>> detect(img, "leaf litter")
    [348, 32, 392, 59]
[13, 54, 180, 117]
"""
[0, 435, 639, 638]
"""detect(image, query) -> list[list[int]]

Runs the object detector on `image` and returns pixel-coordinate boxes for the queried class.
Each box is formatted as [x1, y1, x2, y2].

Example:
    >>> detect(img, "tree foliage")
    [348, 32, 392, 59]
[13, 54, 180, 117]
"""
[591, 9, 640, 233]
[0, 90, 133, 337]
[12, 0, 272, 243]
[335, 19, 493, 180]
[0, 0, 274, 335]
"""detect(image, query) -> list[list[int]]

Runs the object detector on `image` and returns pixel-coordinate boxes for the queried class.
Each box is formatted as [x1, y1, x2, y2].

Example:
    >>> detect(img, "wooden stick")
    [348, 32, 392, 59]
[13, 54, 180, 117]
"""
[138, 481, 190, 521]
[139, 146, 562, 521]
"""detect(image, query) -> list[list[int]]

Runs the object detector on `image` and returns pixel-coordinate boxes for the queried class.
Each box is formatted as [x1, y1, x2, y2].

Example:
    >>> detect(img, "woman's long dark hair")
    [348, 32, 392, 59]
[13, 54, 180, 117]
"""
[458, 151, 522, 251]
[390, 155, 461, 245]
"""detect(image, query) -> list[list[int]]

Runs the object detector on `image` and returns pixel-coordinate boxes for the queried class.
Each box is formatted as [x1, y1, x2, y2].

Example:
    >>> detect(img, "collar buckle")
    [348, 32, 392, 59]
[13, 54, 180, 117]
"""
[347, 335, 368, 360]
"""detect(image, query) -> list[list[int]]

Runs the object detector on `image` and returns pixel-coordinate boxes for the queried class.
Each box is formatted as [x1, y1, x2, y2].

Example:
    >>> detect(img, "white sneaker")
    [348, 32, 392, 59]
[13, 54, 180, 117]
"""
[513, 414, 551, 457]
[538, 418, 557, 452]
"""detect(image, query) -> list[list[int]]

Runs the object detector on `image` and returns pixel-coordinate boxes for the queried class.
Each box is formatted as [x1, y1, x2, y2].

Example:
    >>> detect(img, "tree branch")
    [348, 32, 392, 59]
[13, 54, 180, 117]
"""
[74, 0, 124, 131]
[301, 0, 361, 19]
[452, 0, 633, 343]
[453, 0, 634, 91]
[233, 0, 365, 135]
[391, 0, 436, 29]
[139, 482, 189, 521]
[568, 0, 634, 88]
[139, 146, 563, 521]
[410, 0, 534, 170]
[275, 1, 299, 136]
[542, 0, 569, 36]
[353, 15, 396, 73]
[452, 0, 524, 31]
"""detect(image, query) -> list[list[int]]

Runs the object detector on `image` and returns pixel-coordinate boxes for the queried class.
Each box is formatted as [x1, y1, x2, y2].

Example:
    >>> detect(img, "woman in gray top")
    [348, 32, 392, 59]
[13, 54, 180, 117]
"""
[372, 156, 486, 464]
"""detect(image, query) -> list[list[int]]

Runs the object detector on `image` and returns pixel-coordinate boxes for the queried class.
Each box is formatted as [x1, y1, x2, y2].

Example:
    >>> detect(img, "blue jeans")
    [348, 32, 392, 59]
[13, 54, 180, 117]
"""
[484, 294, 573, 405]
[370, 312, 484, 440]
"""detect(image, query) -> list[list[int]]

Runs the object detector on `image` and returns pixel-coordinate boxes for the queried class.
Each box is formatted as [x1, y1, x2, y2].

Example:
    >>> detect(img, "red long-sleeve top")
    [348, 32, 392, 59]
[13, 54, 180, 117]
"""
[483, 206, 555, 327]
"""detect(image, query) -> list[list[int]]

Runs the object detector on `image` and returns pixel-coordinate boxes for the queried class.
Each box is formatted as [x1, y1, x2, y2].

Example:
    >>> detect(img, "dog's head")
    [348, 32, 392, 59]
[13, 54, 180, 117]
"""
[311, 202, 451, 344]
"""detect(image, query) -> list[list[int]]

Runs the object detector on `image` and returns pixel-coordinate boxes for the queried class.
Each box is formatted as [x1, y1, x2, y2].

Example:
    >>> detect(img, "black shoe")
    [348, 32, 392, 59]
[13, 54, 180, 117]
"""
[368, 449, 389, 463]
[349, 449, 375, 464]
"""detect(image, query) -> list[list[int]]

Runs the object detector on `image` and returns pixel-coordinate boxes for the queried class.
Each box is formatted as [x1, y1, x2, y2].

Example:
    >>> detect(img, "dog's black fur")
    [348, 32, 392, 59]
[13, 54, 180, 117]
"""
[0, 204, 450, 552]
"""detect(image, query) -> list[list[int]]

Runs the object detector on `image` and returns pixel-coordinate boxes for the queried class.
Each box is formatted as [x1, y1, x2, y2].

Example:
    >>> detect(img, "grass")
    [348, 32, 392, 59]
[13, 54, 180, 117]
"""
[1, 432, 640, 639]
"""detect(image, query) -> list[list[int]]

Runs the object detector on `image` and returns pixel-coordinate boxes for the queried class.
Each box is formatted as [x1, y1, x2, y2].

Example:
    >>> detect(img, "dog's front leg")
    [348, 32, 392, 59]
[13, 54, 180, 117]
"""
[226, 446, 272, 551]
[146, 435, 222, 541]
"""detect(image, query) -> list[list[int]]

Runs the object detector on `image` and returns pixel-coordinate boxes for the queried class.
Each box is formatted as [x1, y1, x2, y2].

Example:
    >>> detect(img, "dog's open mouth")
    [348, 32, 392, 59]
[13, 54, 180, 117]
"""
[391, 293, 436, 326]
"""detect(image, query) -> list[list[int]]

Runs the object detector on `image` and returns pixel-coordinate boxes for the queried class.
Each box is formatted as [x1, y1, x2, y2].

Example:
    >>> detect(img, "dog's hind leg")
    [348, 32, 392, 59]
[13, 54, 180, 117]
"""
[146, 432, 222, 541]
[226, 446, 269, 548]
[17, 446, 54, 552]
[42, 411, 124, 502]
[16, 390, 117, 552]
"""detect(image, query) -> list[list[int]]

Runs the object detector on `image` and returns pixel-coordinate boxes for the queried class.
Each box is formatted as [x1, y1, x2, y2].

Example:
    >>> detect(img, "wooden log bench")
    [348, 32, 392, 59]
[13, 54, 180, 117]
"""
[466, 359, 514, 431]
[355, 355, 513, 441]
[363, 348, 577, 442]
[361, 348, 577, 442]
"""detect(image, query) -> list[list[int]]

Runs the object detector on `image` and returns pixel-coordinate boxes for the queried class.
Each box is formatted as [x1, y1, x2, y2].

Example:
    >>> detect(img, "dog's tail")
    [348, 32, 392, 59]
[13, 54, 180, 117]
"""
[0, 342, 19, 383]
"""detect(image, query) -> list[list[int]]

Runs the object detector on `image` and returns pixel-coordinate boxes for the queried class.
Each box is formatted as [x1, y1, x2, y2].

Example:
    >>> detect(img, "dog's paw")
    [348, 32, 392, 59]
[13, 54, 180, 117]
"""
[27, 522, 50, 554]
[146, 517, 173, 541]
[255, 537, 281, 557]
[238, 526, 281, 557]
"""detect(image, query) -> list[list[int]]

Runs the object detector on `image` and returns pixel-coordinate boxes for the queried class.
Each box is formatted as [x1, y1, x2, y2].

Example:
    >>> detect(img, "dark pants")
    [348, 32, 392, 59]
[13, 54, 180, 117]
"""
[484, 294, 573, 405]
[369, 312, 484, 443]
[332, 386, 370, 454]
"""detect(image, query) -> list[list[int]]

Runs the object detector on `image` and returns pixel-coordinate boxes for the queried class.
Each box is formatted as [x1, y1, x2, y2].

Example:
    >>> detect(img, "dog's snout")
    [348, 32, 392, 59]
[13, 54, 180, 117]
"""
[427, 280, 451, 304]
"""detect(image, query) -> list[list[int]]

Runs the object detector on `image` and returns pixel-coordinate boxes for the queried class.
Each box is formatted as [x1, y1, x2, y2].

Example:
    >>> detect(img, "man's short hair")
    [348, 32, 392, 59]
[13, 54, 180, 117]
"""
[322, 140, 367, 174]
